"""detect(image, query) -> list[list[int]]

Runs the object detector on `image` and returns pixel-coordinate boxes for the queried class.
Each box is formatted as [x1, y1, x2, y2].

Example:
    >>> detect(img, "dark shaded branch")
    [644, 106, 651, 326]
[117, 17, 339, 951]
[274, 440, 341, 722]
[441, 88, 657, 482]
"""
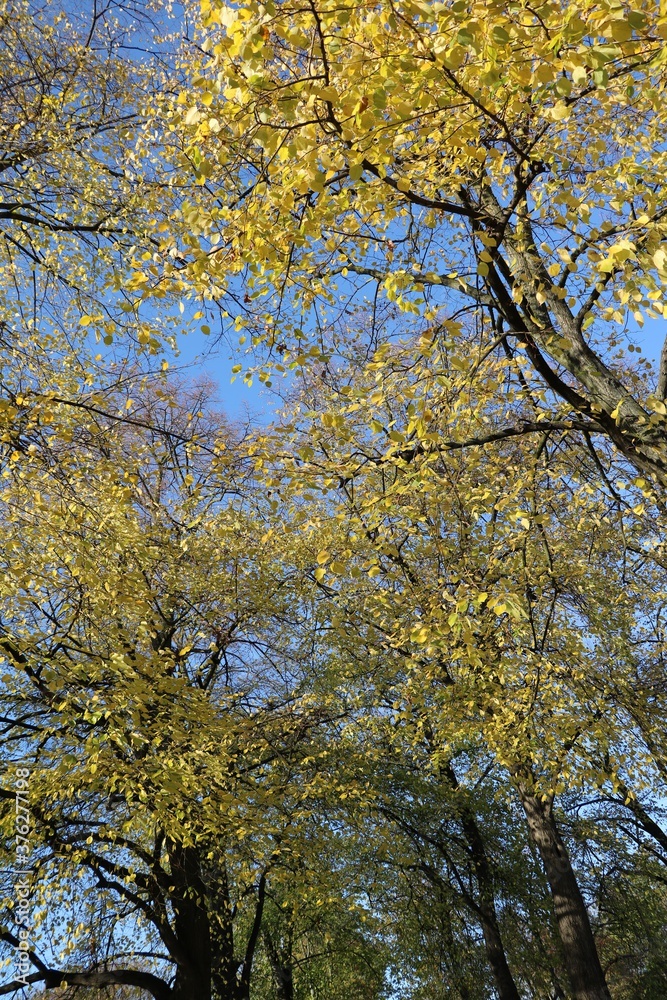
[0, 966, 171, 999]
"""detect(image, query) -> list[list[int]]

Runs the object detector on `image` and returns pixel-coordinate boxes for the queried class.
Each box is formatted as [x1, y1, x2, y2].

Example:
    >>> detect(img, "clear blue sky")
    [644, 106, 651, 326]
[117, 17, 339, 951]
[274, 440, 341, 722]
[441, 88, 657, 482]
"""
[161, 327, 290, 423]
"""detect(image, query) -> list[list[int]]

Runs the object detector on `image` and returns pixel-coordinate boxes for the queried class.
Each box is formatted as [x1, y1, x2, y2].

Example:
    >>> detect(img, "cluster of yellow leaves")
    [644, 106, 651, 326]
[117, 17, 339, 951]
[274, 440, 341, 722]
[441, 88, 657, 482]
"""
[0, 381, 338, 891]
[262, 330, 667, 799]
[147, 0, 667, 346]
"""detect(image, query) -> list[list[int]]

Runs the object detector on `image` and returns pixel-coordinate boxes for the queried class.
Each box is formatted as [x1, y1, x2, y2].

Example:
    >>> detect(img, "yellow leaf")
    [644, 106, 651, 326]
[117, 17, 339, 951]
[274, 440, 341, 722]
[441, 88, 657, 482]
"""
[550, 102, 570, 121]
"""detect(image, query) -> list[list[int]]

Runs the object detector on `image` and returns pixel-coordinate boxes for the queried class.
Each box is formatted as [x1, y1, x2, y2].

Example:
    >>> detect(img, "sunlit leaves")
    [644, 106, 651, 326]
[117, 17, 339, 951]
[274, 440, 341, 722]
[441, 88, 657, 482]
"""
[134, 0, 667, 488]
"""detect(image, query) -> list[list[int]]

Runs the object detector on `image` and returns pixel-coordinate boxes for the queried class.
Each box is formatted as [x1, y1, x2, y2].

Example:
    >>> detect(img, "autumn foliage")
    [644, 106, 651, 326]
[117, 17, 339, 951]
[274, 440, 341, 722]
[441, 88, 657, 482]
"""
[2, 2, 667, 1000]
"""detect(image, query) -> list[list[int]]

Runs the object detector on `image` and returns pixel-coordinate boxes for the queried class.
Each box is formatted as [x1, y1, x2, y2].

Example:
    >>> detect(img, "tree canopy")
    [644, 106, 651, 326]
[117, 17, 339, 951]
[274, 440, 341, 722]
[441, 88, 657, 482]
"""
[2, 2, 667, 1000]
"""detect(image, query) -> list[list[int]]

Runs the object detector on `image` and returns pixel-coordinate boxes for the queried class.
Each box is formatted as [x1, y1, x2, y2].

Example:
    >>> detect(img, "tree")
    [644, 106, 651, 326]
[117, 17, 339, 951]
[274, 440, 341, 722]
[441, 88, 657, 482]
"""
[0, 0, 201, 490]
[261, 324, 667, 999]
[250, 836, 391, 1000]
[349, 738, 567, 1000]
[0, 0, 187, 339]
[0, 381, 341, 999]
[162, 0, 667, 485]
[3, 3, 667, 998]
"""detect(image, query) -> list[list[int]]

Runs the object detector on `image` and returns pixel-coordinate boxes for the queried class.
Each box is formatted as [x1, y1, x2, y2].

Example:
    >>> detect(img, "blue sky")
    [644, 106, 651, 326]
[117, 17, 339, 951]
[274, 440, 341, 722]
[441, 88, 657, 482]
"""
[164, 331, 296, 423]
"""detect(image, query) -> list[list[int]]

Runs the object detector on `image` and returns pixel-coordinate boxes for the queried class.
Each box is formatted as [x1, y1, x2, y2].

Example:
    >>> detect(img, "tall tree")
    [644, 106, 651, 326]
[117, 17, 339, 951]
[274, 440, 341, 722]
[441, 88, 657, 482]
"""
[264, 325, 667, 999]
[0, 382, 337, 999]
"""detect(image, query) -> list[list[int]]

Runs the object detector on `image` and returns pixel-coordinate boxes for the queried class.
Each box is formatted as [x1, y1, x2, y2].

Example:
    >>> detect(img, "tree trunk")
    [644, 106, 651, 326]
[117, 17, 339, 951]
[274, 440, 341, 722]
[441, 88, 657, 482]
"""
[263, 928, 295, 1000]
[474, 891, 522, 1000]
[168, 842, 213, 1000]
[515, 784, 611, 1000]
[443, 766, 521, 1000]
[210, 860, 241, 1000]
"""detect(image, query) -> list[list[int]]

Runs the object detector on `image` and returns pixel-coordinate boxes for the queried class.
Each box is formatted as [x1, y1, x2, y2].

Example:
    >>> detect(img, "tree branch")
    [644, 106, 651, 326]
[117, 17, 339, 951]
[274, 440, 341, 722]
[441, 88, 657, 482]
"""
[0, 967, 171, 999]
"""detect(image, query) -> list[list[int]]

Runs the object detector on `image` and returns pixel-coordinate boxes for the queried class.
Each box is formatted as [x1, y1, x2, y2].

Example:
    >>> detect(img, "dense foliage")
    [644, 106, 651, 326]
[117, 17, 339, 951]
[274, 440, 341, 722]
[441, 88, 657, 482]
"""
[2, 2, 667, 999]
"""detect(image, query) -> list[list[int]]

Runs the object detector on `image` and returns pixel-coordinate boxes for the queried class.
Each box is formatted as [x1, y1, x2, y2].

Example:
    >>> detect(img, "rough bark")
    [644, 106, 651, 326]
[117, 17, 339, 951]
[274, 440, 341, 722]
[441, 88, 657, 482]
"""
[168, 842, 213, 1000]
[515, 783, 612, 1000]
